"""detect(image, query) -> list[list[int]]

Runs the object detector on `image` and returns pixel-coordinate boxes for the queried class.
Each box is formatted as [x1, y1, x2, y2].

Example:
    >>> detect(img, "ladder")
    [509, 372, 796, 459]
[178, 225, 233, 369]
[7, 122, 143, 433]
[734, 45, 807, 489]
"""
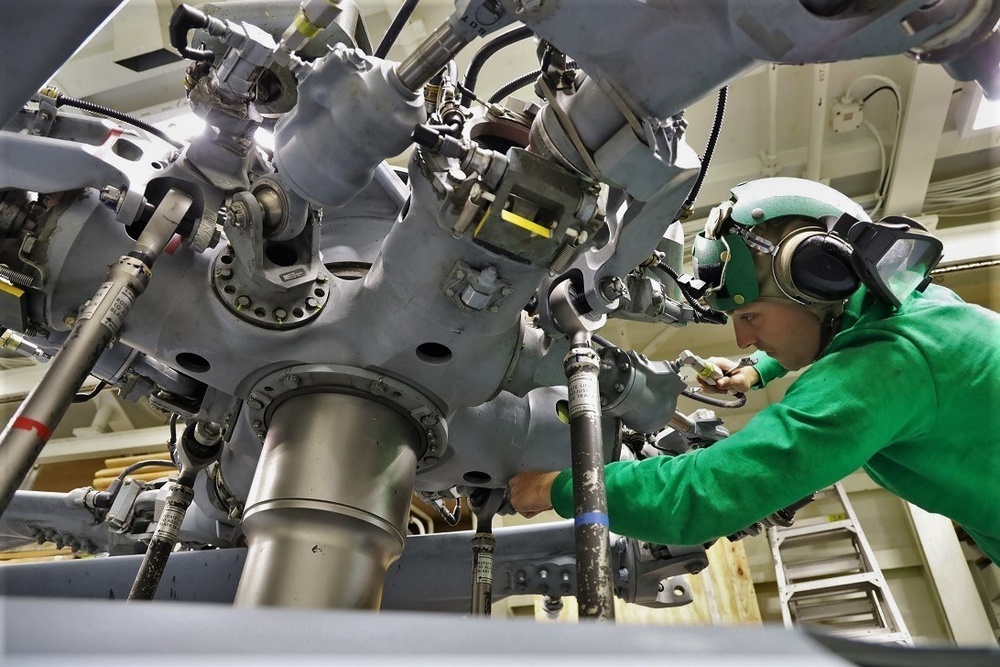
[768, 483, 911, 644]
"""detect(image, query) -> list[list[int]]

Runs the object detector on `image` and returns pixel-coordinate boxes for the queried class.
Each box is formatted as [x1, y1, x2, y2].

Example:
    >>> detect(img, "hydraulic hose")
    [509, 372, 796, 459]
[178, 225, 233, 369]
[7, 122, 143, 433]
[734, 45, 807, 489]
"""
[460, 26, 534, 107]
[128, 420, 222, 601]
[127, 479, 194, 601]
[564, 331, 615, 620]
[681, 386, 747, 409]
[0, 189, 193, 522]
[374, 0, 420, 59]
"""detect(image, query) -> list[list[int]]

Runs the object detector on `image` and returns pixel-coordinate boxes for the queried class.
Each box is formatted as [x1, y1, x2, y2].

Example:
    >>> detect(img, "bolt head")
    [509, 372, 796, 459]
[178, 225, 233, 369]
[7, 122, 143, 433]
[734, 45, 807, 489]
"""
[274, 308, 288, 320]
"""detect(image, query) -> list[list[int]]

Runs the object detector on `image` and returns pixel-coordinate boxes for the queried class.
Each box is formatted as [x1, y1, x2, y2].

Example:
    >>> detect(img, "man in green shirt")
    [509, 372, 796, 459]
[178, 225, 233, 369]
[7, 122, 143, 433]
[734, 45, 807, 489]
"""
[509, 177, 1000, 564]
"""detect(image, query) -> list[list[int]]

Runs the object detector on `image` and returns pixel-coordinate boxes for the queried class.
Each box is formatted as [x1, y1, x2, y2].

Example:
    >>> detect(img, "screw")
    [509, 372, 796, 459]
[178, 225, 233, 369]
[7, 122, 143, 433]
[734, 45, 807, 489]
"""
[316, 275, 328, 284]
[235, 295, 252, 309]
[63, 314, 76, 327]
[306, 297, 320, 309]
[274, 308, 287, 321]
[613, 383, 624, 392]
[500, 286, 512, 296]
[420, 413, 439, 426]
[282, 374, 300, 387]
[489, 305, 499, 313]
[686, 563, 703, 575]
[247, 398, 263, 410]
[217, 268, 233, 280]
[455, 269, 466, 279]
[370, 381, 387, 396]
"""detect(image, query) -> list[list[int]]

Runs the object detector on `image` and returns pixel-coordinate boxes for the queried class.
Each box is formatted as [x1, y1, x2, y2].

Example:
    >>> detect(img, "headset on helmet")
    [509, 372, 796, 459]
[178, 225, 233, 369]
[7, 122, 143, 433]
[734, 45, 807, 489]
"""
[692, 177, 943, 313]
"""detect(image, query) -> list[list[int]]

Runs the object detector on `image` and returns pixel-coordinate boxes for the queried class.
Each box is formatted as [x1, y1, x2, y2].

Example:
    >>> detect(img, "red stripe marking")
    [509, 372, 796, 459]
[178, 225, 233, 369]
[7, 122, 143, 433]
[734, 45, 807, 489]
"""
[12, 417, 52, 441]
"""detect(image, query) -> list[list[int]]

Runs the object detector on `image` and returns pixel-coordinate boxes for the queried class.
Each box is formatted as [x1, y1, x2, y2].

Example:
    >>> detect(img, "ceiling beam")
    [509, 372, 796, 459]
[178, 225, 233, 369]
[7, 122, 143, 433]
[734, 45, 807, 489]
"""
[882, 63, 956, 217]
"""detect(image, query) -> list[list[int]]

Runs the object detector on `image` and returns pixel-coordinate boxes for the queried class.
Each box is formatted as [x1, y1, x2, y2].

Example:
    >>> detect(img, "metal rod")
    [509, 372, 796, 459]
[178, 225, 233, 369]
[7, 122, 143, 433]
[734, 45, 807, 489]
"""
[470, 518, 496, 616]
[564, 330, 615, 620]
[395, 22, 470, 92]
[0, 189, 192, 520]
[127, 481, 194, 601]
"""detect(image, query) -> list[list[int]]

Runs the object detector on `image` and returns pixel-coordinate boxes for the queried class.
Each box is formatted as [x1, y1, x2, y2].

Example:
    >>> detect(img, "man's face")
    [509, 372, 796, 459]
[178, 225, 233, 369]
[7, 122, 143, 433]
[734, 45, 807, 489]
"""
[730, 299, 823, 370]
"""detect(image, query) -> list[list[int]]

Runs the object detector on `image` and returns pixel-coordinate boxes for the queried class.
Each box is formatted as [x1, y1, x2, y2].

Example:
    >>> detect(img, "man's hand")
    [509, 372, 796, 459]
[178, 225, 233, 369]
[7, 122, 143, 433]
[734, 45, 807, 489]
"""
[508, 470, 561, 518]
[697, 356, 760, 394]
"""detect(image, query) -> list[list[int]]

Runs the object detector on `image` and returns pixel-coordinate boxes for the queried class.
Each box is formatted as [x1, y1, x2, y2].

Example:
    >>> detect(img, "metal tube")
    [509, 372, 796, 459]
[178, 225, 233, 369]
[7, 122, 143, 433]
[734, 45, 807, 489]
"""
[564, 331, 615, 620]
[234, 393, 419, 609]
[395, 22, 470, 92]
[470, 523, 495, 616]
[0, 189, 191, 520]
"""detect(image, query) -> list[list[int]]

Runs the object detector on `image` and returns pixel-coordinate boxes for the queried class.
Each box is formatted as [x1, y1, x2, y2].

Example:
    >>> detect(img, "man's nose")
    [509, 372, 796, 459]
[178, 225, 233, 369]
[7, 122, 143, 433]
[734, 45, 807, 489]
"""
[733, 321, 755, 349]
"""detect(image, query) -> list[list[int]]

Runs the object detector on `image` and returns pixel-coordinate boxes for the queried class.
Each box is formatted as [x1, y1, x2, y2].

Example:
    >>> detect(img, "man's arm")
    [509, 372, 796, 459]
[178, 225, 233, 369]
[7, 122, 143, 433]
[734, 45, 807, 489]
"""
[513, 336, 936, 546]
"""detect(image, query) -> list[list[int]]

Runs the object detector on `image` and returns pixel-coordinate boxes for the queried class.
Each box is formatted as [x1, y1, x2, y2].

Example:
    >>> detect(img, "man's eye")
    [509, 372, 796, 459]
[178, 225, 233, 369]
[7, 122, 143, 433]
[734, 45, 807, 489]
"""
[741, 314, 756, 323]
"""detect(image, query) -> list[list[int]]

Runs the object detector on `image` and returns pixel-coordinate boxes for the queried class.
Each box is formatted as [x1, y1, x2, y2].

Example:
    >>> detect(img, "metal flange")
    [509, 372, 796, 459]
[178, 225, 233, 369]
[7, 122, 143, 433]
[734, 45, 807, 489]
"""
[211, 246, 331, 329]
[243, 365, 449, 470]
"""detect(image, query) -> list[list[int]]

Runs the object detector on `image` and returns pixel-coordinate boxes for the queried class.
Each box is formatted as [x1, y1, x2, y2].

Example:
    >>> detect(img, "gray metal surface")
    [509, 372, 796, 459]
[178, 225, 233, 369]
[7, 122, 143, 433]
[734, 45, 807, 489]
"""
[0, 521, 706, 612]
[0, 595, 857, 666]
[0, 0, 125, 125]
[235, 392, 419, 608]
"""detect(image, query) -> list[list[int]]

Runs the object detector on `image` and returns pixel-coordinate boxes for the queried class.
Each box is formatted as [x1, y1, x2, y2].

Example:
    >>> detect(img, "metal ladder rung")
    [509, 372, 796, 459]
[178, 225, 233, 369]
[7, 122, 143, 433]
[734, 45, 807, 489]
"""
[791, 598, 878, 622]
[784, 571, 883, 595]
[785, 553, 864, 581]
[775, 519, 856, 541]
[768, 483, 911, 645]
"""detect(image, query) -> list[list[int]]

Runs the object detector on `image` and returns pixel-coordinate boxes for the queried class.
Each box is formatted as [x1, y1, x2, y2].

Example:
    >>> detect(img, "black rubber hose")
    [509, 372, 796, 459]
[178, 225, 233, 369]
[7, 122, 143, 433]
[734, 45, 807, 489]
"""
[374, 0, 420, 59]
[656, 262, 728, 325]
[682, 86, 728, 212]
[168, 5, 218, 62]
[681, 386, 746, 409]
[488, 70, 540, 104]
[591, 334, 614, 349]
[104, 459, 177, 504]
[461, 26, 535, 107]
[71, 380, 107, 403]
[55, 94, 184, 149]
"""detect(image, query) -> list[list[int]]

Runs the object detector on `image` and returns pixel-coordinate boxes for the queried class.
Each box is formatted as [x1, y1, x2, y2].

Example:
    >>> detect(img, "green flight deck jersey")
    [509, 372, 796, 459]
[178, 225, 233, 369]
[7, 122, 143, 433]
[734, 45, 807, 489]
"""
[551, 283, 1000, 562]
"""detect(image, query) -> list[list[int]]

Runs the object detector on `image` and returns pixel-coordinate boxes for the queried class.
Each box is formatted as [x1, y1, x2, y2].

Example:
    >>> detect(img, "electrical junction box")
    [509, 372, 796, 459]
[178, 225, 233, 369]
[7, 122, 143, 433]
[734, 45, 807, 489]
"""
[832, 98, 863, 133]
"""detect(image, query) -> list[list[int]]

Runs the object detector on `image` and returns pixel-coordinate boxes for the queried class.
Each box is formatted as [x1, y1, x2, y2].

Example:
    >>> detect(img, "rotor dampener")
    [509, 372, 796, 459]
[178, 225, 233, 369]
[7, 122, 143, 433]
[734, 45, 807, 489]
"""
[243, 365, 449, 471]
[210, 247, 332, 330]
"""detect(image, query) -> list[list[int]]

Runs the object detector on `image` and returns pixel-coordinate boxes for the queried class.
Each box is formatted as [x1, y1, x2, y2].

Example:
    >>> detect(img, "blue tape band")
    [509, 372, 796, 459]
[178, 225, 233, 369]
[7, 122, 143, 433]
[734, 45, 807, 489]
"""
[574, 511, 609, 527]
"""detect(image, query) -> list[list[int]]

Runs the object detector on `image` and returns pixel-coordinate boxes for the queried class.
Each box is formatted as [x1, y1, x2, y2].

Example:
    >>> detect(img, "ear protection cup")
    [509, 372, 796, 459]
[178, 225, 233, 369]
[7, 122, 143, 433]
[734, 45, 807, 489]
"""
[773, 227, 860, 303]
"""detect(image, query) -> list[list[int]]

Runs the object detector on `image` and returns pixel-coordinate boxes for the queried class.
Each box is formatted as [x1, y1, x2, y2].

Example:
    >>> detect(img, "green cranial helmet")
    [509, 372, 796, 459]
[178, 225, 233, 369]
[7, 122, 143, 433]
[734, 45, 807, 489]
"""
[692, 177, 870, 313]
